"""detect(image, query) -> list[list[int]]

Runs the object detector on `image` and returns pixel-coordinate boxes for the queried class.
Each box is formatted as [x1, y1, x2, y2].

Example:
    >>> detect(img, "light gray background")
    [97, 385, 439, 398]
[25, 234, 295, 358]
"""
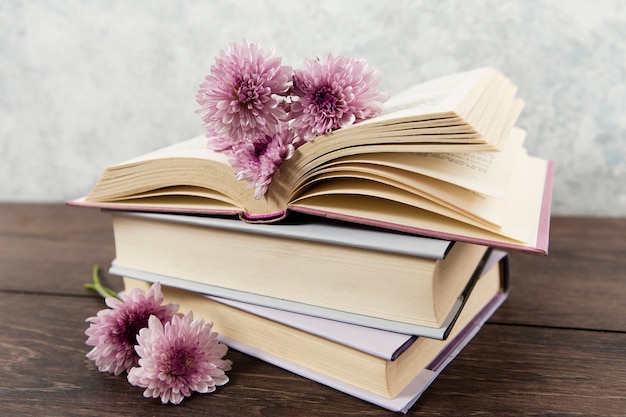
[1, 0, 625, 215]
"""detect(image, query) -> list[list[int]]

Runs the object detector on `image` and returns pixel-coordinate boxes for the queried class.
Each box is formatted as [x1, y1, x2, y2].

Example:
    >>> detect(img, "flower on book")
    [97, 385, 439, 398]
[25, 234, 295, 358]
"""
[84, 266, 231, 404]
[229, 125, 297, 199]
[290, 53, 388, 142]
[127, 312, 233, 405]
[197, 40, 387, 199]
[196, 40, 293, 145]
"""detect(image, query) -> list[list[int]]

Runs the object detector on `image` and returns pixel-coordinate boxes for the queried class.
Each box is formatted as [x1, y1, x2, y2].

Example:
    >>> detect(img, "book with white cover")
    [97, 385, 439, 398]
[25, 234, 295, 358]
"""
[108, 210, 491, 339]
[111, 210, 453, 258]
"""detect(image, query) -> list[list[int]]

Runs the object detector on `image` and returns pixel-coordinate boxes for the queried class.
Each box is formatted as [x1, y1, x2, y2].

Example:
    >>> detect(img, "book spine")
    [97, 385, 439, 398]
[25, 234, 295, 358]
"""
[239, 210, 288, 222]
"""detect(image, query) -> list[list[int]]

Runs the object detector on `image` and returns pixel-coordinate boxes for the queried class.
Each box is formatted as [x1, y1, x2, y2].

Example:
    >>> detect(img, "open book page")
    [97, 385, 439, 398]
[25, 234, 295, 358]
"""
[405, 128, 525, 197]
[290, 177, 515, 238]
[372, 67, 497, 121]
[114, 135, 229, 166]
[290, 193, 529, 251]
[83, 135, 276, 213]
[323, 122, 479, 140]
[493, 98, 524, 149]
[290, 153, 549, 248]
[279, 136, 501, 195]
[302, 167, 508, 229]
[313, 127, 526, 198]
[279, 126, 521, 198]
[111, 186, 242, 207]
[461, 69, 506, 131]
[499, 153, 546, 246]
[469, 76, 522, 148]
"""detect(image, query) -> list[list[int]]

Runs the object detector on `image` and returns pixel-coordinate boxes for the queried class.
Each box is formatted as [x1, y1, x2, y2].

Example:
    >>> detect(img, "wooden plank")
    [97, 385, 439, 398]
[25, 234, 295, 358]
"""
[419, 323, 626, 416]
[1, 293, 624, 416]
[0, 203, 118, 295]
[493, 217, 626, 331]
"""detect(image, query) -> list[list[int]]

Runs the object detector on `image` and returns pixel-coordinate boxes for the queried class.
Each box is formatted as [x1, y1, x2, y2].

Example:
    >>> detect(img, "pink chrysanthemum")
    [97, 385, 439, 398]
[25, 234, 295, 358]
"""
[197, 39, 293, 146]
[290, 53, 388, 142]
[204, 128, 235, 153]
[85, 283, 179, 376]
[127, 312, 232, 405]
[229, 126, 297, 199]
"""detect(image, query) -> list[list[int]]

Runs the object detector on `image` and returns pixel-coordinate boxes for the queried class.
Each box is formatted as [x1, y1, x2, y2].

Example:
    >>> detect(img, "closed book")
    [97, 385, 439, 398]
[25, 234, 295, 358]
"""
[108, 210, 491, 338]
[123, 250, 510, 413]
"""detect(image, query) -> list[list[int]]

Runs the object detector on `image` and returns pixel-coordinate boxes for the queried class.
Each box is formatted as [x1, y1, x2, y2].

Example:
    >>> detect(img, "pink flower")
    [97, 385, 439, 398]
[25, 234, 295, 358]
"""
[85, 282, 179, 375]
[127, 312, 232, 405]
[290, 53, 388, 142]
[204, 128, 235, 153]
[229, 126, 297, 199]
[195, 42, 388, 199]
[197, 39, 293, 146]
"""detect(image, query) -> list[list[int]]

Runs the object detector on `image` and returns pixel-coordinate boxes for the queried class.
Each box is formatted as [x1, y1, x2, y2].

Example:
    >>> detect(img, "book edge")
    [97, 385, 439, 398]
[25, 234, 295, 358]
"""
[215, 251, 509, 413]
[109, 262, 451, 340]
[109, 249, 501, 345]
[287, 157, 554, 256]
[112, 210, 452, 259]
[66, 197, 244, 217]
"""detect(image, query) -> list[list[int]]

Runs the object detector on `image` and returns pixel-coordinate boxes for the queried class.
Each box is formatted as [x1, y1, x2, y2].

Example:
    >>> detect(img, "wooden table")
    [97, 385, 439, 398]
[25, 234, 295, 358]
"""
[1, 203, 625, 416]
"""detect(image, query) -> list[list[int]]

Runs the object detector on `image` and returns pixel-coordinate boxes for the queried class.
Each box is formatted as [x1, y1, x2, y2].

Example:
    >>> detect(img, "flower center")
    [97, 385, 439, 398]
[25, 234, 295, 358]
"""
[237, 80, 260, 105]
[121, 315, 149, 347]
[313, 87, 338, 115]
[169, 347, 195, 376]
[253, 136, 271, 159]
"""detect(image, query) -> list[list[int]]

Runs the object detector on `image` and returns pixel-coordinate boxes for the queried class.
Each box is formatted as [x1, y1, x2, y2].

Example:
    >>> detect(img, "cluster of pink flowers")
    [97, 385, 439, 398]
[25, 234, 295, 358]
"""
[85, 281, 232, 405]
[197, 39, 388, 198]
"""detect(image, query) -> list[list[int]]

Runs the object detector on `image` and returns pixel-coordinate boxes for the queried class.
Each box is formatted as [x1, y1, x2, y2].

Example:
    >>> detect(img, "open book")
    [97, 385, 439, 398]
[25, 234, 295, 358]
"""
[71, 67, 553, 254]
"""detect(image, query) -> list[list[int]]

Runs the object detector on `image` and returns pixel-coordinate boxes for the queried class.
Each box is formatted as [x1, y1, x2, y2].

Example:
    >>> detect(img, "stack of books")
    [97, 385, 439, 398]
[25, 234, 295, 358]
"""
[71, 67, 554, 413]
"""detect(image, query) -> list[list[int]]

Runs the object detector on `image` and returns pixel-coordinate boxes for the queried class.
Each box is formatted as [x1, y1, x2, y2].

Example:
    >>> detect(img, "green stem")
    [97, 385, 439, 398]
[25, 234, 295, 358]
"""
[85, 264, 123, 301]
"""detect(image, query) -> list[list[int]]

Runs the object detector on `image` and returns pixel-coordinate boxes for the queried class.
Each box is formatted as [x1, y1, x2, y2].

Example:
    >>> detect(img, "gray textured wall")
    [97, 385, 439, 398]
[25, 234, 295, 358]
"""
[1, 0, 625, 215]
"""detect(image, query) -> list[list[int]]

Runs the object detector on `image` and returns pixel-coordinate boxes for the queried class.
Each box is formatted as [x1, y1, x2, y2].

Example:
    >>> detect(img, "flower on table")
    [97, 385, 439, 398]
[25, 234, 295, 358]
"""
[127, 312, 233, 405]
[289, 53, 388, 142]
[85, 282, 179, 375]
[84, 268, 232, 405]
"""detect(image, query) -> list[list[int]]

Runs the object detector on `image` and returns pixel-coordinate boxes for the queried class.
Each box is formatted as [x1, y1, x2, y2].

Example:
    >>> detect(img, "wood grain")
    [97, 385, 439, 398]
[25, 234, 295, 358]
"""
[1, 204, 625, 416]
[494, 216, 626, 331]
[0, 203, 118, 295]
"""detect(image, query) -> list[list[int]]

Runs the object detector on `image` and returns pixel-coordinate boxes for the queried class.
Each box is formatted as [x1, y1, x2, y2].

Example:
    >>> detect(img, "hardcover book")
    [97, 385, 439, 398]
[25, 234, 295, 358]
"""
[108, 210, 490, 338]
[122, 250, 510, 413]
[69, 67, 553, 254]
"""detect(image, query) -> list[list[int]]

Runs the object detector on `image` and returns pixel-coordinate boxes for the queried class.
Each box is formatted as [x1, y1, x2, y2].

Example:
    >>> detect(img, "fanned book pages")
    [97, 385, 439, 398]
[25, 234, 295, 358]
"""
[70, 67, 554, 254]
[122, 250, 510, 413]
[107, 211, 490, 339]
